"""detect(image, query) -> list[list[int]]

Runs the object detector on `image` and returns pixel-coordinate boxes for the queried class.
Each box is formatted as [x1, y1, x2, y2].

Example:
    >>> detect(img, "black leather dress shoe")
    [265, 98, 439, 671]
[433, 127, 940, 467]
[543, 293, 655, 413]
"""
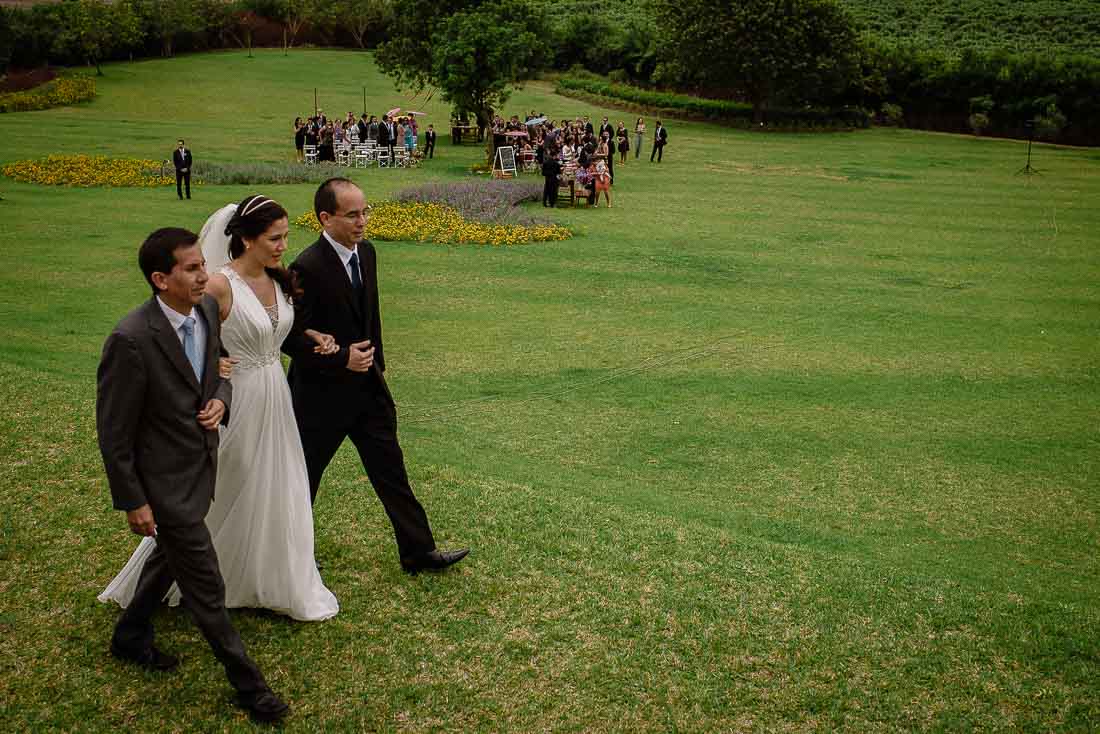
[235, 690, 290, 724]
[110, 643, 179, 672]
[401, 548, 470, 574]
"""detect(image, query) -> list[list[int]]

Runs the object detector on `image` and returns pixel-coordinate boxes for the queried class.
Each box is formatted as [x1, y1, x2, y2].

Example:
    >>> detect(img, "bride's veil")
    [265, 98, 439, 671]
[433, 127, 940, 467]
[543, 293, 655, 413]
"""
[198, 203, 239, 273]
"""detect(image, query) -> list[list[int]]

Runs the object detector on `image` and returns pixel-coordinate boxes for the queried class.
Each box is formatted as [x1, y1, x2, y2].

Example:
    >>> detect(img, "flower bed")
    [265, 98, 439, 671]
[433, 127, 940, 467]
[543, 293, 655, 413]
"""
[294, 202, 571, 247]
[2, 154, 175, 187]
[0, 74, 96, 113]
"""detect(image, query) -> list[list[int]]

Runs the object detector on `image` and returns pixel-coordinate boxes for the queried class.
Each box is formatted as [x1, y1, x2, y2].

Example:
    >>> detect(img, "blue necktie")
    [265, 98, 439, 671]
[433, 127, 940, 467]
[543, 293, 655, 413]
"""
[181, 316, 203, 380]
[348, 252, 363, 290]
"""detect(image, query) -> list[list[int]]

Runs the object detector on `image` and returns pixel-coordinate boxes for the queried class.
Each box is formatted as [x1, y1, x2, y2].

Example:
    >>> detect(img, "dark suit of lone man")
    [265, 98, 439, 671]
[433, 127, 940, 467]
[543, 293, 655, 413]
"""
[96, 228, 289, 724]
[280, 178, 469, 575]
[650, 121, 668, 163]
[173, 139, 192, 200]
[424, 125, 437, 159]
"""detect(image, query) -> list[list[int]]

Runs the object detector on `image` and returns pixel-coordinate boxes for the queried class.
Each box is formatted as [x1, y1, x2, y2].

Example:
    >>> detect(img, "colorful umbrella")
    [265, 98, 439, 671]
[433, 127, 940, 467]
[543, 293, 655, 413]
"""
[387, 107, 401, 117]
[525, 116, 547, 126]
[405, 110, 426, 116]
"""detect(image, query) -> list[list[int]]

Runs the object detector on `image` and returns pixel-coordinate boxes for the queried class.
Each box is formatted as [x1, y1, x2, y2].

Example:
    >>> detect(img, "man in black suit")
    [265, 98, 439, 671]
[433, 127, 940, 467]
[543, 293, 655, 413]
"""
[172, 139, 192, 200]
[282, 178, 469, 574]
[423, 125, 437, 159]
[97, 228, 288, 723]
[541, 148, 561, 207]
[357, 114, 369, 142]
[650, 120, 668, 162]
[377, 115, 395, 164]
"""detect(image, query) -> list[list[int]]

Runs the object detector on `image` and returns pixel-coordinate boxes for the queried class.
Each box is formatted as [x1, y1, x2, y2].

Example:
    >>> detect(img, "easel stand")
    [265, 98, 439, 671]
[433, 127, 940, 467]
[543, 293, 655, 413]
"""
[492, 146, 517, 179]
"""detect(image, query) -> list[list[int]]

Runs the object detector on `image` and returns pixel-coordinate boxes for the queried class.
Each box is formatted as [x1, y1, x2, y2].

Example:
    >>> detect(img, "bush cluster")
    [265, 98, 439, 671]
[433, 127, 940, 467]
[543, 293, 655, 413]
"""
[0, 75, 95, 113]
[192, 160, 341, 186]
[2, 154, 173, 187]
[294, 202, 571, 247]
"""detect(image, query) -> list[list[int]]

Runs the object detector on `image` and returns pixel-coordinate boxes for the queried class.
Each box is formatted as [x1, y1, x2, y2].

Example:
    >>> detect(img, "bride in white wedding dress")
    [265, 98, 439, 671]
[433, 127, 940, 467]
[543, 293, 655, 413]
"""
[99, 195, 339, 622]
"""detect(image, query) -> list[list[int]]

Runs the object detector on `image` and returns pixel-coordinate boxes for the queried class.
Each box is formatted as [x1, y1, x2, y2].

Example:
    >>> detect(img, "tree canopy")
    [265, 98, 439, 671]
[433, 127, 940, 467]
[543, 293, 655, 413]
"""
[375, 0, 548, 129]
[653, 0, 861, 120]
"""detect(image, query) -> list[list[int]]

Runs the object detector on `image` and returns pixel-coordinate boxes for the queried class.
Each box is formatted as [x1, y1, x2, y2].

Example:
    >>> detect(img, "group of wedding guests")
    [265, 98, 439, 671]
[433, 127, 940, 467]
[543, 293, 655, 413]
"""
[294, 110, 438, 162]
[96, 179, 467, 723]
[509, 112, 669, 208]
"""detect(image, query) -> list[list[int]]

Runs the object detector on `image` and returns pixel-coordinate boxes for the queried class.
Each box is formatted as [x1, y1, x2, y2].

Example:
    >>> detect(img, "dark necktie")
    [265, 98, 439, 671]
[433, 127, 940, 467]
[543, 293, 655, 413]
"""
[348, 252, 363, 290]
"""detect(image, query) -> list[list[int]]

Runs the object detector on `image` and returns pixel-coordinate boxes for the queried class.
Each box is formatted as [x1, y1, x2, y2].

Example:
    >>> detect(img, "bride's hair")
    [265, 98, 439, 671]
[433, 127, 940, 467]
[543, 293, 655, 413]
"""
[225, 195, 301, 300]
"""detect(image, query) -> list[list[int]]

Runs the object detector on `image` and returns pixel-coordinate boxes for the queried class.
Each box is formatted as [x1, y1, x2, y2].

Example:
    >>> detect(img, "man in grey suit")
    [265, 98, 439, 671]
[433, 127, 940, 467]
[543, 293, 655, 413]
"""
[96, 227, 288, 724]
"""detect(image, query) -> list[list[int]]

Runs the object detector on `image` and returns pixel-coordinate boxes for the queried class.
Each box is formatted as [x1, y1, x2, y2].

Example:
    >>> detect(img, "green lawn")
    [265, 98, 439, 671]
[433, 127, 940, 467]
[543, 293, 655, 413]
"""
[1, 49, 1098, 732]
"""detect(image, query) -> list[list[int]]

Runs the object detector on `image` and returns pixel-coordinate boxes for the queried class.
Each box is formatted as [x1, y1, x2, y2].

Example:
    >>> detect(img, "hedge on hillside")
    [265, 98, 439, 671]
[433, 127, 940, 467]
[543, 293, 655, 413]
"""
[556, 76, 870, 129]
[0, 74, 95, 113]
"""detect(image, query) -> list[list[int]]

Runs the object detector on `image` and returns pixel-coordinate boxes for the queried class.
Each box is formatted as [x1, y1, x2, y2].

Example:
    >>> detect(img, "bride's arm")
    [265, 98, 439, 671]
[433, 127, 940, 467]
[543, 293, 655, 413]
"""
[205, 273, 233, 323]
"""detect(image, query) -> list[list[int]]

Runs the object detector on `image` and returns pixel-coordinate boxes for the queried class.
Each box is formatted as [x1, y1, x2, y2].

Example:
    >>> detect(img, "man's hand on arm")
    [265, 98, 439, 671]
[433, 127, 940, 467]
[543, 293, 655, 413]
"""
[197, 398, 226, 430]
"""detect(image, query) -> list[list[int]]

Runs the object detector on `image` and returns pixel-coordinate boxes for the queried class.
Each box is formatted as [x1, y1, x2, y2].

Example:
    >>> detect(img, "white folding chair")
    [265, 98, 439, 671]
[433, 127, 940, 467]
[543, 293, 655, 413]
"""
[303, 145, 318, 165]
[376, 149, 390, 168]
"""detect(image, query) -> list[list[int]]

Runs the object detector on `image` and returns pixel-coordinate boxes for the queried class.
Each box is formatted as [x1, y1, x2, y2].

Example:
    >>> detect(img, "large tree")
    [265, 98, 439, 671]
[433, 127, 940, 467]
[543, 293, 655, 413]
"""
[375, 0, 548, 157]
[54, 0, 142, 75]
[653, 0, 861, 121]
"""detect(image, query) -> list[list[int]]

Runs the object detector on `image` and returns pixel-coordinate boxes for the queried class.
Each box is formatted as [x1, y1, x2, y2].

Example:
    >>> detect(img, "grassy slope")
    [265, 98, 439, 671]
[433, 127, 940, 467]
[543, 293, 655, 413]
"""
[1, 50, 1098, 731]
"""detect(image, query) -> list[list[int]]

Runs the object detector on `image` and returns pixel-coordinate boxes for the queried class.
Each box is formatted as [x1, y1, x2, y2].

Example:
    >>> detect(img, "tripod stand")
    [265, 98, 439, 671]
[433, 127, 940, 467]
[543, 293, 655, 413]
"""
[1017, 121, 1039, 175]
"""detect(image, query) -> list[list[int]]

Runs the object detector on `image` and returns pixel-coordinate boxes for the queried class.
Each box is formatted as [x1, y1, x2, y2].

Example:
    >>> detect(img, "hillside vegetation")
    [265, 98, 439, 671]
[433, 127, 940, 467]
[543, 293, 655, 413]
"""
[839, 0, 1100, 55]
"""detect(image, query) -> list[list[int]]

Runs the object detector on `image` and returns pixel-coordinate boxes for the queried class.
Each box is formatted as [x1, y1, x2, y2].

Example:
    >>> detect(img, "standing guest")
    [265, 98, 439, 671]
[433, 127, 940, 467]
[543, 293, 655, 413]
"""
[173, 139, 192, 201]
[357, 114, 369, 142]
[541, 150, 561, 207]
[650, 120, 668, 162]
[593, 158, 612, 208]
[319, 122, 335, 162]
[334, 121, 346, 148]
[634, 117, 646, 159]
[617, 122, 629, 165]
[294, 118, 306, 162]
[378, 115, 395, 163]
[595, 135, 609, 162]
[599, 117, 614, 144]
[403, 118, 415, 153]
[584, 116, 594, 136]
[97, 227, 289, 723]
[284, 178, 470, 574]
[317, 109, 327, 127]
[424, 124, 437, 159]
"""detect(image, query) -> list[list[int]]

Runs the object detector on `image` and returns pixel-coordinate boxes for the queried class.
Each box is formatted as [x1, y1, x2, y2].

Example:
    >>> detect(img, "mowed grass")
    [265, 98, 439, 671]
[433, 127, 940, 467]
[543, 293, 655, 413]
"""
[1, 50, 1098, 731]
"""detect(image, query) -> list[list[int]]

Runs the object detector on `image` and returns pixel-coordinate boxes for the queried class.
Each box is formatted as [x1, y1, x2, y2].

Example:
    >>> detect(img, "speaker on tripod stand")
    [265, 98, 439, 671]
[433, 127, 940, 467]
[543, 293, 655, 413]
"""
[1017, 119, 1039, 175]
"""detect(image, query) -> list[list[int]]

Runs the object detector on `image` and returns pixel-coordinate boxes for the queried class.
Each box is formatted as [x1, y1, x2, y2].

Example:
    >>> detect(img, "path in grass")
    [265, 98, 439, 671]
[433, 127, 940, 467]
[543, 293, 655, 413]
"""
[1, 50, 1098, 731]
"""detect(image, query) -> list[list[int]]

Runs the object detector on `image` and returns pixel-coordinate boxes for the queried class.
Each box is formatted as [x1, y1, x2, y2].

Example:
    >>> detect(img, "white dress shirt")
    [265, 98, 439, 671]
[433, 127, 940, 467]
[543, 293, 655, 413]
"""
[157, 296, 206, 371]
[323, 230, 360, 286]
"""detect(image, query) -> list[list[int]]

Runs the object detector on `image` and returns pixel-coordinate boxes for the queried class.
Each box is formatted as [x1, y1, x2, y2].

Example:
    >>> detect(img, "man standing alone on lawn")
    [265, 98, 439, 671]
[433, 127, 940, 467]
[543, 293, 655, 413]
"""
[173, 139, 192, 200]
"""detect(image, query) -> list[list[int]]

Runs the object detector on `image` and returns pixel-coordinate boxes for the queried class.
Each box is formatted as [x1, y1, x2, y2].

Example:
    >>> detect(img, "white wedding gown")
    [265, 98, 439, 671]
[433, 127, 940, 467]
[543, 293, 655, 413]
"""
[99, 267, 338, 622]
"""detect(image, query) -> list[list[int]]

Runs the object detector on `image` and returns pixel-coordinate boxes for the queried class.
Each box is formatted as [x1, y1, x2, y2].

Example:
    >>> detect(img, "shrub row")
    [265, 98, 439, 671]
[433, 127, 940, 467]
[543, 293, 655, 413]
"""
[0, 75, 95, 113]
[556, 77, 869, 129]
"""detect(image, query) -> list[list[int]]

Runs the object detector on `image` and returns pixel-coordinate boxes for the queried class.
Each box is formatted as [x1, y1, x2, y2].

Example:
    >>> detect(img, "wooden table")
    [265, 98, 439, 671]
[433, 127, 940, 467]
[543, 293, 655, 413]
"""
[451, 125, 480, 144]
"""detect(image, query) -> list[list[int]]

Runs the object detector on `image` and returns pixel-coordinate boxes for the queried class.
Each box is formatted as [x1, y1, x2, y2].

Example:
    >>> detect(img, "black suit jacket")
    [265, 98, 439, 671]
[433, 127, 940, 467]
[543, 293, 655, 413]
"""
[357, 121, 369, 140]
[377, 123, 391, 146]
[172, 148, 192, 172]
[97, 295, 231, 528]
[654, 126, 668, 146]
[283, 236, 393, 428]
[425, 130, 436, 145]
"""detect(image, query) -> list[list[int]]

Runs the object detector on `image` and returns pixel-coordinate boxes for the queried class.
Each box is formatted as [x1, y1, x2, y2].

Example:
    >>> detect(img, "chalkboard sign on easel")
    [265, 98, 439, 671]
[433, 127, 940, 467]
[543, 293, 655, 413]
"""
[493, 146, 518, 178]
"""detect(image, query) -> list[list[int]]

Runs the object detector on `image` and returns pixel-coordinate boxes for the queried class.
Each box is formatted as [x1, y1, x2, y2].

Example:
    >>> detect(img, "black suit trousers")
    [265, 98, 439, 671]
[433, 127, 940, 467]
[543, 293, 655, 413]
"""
[297, 372, 435, 561]
[176, 170, 191, 198]
[113, 521, 268, 695]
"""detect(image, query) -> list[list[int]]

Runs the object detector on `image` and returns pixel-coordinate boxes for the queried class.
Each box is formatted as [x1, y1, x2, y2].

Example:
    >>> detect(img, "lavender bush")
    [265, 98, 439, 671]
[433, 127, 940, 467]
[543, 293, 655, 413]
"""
[394, 180, 552, 227]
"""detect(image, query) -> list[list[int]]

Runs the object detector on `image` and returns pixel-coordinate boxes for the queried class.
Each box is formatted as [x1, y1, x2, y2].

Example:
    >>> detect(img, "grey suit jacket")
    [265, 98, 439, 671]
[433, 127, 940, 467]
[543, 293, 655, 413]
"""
[96, 294, 231, 528]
